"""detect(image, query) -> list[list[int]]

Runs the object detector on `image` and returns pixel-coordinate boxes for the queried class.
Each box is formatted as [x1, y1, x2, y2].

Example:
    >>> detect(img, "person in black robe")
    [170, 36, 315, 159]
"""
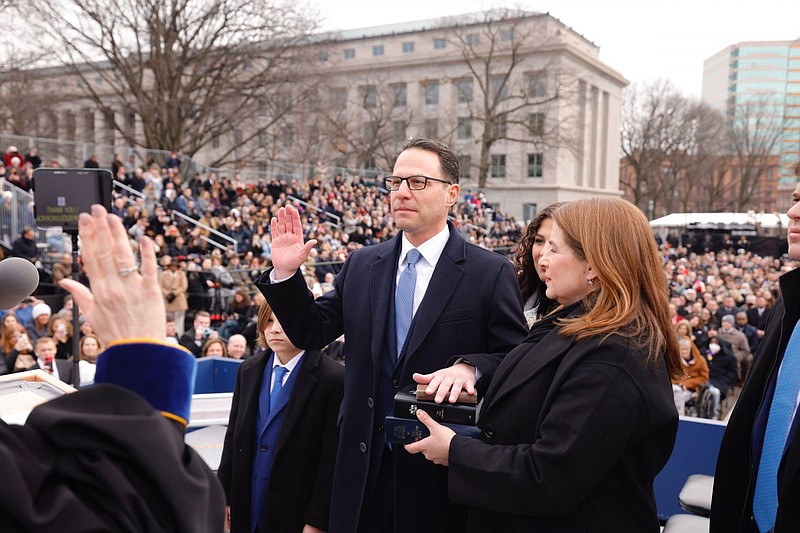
[0, 205, 224, 532]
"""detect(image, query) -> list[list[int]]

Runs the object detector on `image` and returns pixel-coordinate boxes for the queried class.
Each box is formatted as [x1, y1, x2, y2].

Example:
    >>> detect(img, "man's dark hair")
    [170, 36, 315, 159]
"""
[400, 138, 460, 183]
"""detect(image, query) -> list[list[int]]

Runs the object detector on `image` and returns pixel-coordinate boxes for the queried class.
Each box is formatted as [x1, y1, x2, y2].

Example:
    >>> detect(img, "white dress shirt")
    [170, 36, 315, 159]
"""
[395, 225, 450, 316]
[270, 350, 305, 393]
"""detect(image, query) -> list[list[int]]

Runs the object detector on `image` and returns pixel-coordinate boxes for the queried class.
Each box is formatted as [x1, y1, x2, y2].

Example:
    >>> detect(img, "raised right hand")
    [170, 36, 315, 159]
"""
[269, 205, 317, 280]
[59, 205, 166, 346]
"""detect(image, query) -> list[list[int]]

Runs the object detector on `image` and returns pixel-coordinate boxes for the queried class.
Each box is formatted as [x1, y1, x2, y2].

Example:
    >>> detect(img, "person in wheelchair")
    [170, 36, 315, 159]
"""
[672, 337, 710, 416]
[702, 335, 739, 420]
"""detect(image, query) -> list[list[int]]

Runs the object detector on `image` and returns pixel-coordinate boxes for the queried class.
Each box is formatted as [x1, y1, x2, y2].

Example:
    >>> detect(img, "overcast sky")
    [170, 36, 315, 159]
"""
[318, 0, 800, 98]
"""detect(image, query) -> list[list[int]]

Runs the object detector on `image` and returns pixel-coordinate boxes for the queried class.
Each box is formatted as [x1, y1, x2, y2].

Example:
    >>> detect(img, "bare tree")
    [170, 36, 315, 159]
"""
[621, 80, 697, 217]
[726, 99, 784, 211]
[448, 9, 577, 188]
[0, 43, 59, 137]
[26, 0, 320, 165]
[668, 103, 726, 212]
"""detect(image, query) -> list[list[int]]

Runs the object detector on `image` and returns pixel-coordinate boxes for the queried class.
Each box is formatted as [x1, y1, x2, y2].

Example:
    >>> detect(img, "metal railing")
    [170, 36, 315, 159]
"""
[287, 194, 341, 227]
[0, 131, 392, 186]
[112, 179, 237, 252]
[0, 179, 59, 256]
[170, 210, 238, 252]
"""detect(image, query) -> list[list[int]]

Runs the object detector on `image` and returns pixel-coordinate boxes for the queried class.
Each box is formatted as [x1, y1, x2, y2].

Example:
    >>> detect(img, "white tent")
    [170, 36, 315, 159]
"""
[649, 212, 788, 230]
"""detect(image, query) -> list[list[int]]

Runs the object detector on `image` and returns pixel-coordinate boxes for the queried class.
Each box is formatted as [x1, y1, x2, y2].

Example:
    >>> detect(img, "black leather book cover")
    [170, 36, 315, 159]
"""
[393, 389, 477, 425]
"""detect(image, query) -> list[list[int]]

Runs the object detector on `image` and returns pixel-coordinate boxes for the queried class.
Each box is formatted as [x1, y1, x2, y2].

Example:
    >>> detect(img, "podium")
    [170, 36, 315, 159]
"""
[0, 370, 76, 425]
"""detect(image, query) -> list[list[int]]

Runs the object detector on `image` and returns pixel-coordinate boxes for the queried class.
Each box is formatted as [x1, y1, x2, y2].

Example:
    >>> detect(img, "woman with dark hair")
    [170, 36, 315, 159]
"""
[219, 288, 256, 340]
[514, 203, 563, 327]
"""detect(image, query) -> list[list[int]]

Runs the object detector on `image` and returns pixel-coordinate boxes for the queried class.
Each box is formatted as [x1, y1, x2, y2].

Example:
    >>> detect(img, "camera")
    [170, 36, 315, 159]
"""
[202, 327, 215, 337]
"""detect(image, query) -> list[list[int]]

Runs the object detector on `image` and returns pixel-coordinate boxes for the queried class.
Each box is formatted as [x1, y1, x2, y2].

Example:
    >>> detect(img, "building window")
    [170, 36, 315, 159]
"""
[212, 136, 220, 149]
[308, 90, 321, 113]
[317, 51, 329, 62]
[527, 153, 543, 178]
[282, 124, 293, 147]
[456, 79, 473, 103]
[457, 117, 472, 139]
[528, 112, 545, 136]
[363, 121, 375, 139]
[424, 118, 438, 139]
[433, 38, 447, 49]
[393, 120, 407, 142]
[402, 41, 415, 53]
[258, 99, 267, 117]
[494, 114, 507, 138]
[373, 45, 384, 56]
[391, 83, 407, 107]
[362, 85, 377, 109]
[424, 81, 439, 105]
[491, 76, 509, 99]
[501, 29, 515, 42]
[490, 154, 506, 178]
[334, 88, 347, 111]
[276, 92, 292, 113]
[459, 155, 471, 178]
[466, 33, 480, 46]
[528, 71, 547, 98]
[344, 48, 355, 59]
[523, 203, 538, 220]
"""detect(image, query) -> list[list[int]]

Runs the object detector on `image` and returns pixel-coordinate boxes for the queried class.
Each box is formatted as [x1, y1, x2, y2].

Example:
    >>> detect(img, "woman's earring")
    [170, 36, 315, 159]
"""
[587, 278, 594, 286]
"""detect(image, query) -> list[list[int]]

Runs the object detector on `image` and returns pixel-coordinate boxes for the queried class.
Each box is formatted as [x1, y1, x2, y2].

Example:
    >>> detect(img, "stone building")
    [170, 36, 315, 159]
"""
[9, 10, 626, 220]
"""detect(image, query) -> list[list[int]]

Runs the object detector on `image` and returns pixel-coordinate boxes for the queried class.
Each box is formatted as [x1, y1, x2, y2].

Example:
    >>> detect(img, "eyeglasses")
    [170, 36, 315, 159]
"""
[383, 175, 452, 191]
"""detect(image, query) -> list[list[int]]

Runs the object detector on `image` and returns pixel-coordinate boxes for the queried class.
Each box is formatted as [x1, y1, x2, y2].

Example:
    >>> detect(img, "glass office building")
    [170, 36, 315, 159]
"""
[702, 40, 800, 186]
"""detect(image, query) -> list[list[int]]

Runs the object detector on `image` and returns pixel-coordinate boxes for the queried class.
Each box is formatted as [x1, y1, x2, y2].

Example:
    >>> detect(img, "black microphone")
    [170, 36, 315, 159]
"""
[0, 257, 40, 310]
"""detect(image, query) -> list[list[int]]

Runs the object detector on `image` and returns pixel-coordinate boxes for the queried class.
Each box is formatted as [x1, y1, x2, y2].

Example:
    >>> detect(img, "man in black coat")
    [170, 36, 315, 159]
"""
[259, 138, 526, 533]
[11, 227, 37, 262]
[711, 170, 800, 532]
[735, 311, 761, 354]
[746, 295, 771, 334]
[706, 336, 738, 400]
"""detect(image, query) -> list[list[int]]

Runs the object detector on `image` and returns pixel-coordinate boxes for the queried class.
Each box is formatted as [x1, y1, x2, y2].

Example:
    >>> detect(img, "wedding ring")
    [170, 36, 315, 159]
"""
[118, 266, 138, 277]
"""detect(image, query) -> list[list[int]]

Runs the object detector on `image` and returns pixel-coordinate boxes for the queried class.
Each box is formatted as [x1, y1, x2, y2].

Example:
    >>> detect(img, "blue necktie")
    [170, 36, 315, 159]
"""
[753, 319, 800, 532]
[269, 365, 288, 413]
[395, 249, 421, 357]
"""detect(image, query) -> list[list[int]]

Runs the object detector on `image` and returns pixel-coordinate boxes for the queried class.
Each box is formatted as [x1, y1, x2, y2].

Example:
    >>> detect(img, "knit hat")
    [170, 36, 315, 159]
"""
[32, 302, 52, 320]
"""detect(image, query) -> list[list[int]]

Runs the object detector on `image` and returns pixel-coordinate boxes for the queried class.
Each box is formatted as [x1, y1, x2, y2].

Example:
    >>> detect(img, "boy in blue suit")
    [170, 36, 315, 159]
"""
[218, 302, 344, 533]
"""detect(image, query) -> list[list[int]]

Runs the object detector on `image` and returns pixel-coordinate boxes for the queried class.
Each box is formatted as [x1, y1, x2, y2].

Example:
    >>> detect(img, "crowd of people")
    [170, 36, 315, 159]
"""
[0, 147, 793, 405]
[3, 145, 522, 358]
[1, 136, 799, 532]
